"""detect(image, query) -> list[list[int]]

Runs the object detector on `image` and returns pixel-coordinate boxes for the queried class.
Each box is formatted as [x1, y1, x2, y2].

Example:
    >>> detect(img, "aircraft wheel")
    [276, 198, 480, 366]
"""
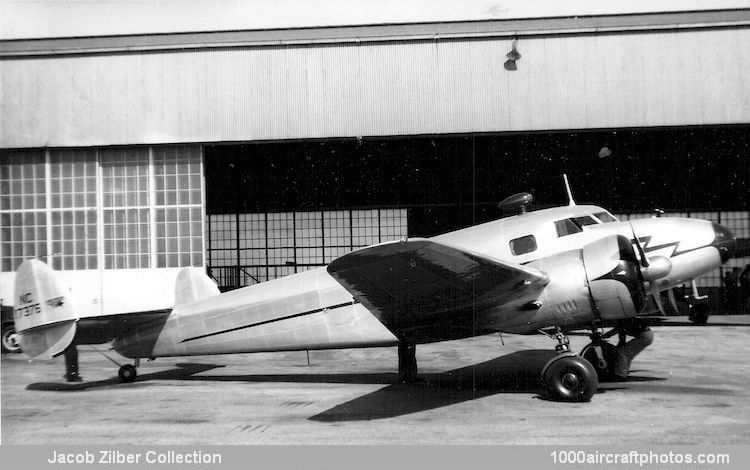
[581, 341, 618, 382]
[543, 355, 598, 402]
[1, 323, 21, 354]
[118, 364, 137, 383]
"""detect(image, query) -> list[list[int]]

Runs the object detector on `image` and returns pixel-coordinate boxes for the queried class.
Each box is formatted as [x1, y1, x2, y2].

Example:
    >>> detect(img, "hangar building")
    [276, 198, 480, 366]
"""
[1, 8, 749, 322]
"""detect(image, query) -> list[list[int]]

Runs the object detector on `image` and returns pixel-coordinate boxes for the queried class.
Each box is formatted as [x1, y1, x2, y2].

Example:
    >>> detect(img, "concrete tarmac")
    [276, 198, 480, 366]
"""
[2, 315, 749, 445]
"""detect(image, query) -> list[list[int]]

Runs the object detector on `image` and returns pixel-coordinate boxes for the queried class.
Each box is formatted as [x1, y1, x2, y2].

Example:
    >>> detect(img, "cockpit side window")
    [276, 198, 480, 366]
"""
[594, 211, 618, 223]
[555, 219, 582, 237]
[510, 235, 537, 255]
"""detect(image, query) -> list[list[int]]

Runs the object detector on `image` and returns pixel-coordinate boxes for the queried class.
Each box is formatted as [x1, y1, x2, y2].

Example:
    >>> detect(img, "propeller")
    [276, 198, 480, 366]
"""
[630, 223, 673, 315]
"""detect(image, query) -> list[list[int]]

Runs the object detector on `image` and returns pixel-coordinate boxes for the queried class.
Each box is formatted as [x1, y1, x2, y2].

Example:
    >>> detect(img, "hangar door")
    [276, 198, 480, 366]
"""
[0, 145, 205, 315]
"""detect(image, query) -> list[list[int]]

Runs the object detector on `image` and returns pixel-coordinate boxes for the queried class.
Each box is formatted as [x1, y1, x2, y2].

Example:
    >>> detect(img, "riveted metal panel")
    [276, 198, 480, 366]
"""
[1, 27, 749, 148]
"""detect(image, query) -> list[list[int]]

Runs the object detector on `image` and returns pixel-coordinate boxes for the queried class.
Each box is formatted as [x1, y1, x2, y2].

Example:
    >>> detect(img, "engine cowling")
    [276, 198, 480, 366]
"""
[498, 235, 646, 333]
[582, 234, 646, 320]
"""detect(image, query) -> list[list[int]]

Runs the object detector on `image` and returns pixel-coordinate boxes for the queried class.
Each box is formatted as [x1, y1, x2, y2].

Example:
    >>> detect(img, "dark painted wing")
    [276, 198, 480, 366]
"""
[327, 239, 549, 337]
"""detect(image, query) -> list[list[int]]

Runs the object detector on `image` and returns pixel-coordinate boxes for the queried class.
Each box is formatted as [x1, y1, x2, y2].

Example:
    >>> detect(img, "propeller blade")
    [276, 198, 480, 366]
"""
[667, 288, 680, 314]
[652, 285, 667, 316]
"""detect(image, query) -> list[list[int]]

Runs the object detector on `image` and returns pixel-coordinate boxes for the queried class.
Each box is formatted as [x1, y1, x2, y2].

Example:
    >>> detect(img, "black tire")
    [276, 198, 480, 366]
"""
[581, 341, 619, 382]
[2, 323, 21, 354]
[118, 364, 137, 383]
[543, 355, 598, 402]
[689, 304, 709, 325]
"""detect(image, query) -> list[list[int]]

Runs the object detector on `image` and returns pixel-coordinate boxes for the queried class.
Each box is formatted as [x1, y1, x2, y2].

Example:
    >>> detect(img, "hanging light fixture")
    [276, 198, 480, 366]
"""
[504, 39, 521, 71]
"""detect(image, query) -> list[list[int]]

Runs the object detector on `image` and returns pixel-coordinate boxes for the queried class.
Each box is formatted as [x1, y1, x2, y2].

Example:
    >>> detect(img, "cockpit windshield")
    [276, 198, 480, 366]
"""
[571, 215, 598, 227]
[555, 211, 618, 237]
[594, 211, 618, 223]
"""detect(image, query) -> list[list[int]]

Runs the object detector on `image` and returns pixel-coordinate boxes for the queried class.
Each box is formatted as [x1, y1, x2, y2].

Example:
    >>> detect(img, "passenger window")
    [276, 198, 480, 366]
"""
[510, 235, 537, 255]
[555, 219, 582, 237]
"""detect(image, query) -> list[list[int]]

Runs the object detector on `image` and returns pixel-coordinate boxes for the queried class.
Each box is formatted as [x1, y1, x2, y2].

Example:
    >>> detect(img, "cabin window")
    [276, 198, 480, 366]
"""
[555, 219, 582, 237]
[510, 235, 537, 255]
[594, 211, 618, 223]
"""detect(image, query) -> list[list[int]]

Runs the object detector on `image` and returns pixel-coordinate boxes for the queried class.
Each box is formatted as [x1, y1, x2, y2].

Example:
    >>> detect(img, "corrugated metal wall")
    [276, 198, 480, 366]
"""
[1, 27, 749, 148]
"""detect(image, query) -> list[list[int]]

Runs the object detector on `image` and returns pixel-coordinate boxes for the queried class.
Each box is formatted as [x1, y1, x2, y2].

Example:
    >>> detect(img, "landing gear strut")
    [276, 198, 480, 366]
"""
[398, 343, 417, 383]
[580, 330, 619, 382]
[541, 327, 597, 402]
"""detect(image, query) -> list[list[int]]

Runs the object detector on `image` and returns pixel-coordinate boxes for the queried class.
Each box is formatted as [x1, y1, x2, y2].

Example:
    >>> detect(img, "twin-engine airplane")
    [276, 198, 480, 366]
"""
[13, 177, 736, 402]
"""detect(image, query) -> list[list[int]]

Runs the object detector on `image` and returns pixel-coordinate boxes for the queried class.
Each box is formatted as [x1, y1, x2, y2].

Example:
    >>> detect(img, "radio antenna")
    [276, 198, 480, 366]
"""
[563, 174, 576, 206]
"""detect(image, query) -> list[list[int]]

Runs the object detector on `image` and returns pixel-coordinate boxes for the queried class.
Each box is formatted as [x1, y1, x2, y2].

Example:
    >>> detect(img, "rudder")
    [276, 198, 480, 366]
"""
[13, 259, 77, 359]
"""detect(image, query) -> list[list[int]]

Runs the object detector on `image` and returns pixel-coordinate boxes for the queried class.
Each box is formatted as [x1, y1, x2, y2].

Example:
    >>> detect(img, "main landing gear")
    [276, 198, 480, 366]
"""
[398, 342, 418, 383]
[540, 328, 598, 402]
[580, 330, 619, 382]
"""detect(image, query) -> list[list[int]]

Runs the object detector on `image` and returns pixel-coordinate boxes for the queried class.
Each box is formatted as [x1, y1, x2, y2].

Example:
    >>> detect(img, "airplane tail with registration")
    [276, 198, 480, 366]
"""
[13, 259, 78, 360]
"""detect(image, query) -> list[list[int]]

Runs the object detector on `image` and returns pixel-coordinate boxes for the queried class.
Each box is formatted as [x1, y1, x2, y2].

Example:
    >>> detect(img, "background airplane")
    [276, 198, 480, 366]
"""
[12, 178, 736, 402]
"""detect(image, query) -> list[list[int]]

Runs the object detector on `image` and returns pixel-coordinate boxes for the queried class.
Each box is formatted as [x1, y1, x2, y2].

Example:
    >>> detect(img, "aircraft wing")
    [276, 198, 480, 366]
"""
[327, 238, 549, 339]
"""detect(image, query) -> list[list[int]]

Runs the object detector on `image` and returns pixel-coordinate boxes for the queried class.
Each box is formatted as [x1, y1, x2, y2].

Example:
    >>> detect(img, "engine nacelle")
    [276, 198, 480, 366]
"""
[498, 235, 645, 333]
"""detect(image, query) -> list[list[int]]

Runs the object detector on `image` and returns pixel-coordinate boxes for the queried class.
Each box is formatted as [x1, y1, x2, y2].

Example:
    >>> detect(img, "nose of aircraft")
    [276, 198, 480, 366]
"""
[711, 222, 736, 263]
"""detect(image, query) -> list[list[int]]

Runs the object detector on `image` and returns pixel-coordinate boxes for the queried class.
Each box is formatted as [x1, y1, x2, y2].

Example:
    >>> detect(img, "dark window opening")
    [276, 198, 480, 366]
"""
[571, 215, 598, 227]
[555, 219, 583, 237]
[510, 235, 537, 255]
[594, 211, 618, 223]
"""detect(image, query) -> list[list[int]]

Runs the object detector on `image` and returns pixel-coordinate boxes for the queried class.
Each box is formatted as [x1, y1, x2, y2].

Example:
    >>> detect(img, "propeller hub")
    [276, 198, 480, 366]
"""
[641, 255, 672, 281]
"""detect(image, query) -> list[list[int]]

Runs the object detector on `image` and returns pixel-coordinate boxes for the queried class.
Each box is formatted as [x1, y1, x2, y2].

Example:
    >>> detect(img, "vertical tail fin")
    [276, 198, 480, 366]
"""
[174, 267, 220, 306]
[13, 259, 77, 359]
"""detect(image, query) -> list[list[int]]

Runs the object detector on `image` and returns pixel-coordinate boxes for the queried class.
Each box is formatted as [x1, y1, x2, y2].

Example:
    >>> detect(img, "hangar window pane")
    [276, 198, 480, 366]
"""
[380, 209, 408, 240]
[206, 208, 407, 288]
[238, 214, 265, 250]
[154, 146, 201, 207]
[295, 212, 323, 264]
[155, 207, 203, 268]
[323, 211, 351, 258]
[720, 211, 749, 238]
[352, 210, 380, 247]
[0, 150, 46, 212]
[510, 235, 537, 256]
[50, 210, 98, 270]
[103, 209, 150, 269]
[50, 149, 97, 209]
[267, 213, 294, 249]
[101, 148, 149, 208]
[0, 211, 47, 271]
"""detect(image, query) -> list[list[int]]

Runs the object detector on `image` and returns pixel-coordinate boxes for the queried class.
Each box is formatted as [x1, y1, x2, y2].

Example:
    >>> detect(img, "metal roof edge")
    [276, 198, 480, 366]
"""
[2, 9, 749, 57]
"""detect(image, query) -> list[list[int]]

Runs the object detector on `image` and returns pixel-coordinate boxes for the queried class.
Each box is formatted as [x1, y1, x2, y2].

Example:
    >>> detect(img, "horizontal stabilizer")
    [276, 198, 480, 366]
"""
[174, 267, 221, 306]
[13, 259, 78, 359]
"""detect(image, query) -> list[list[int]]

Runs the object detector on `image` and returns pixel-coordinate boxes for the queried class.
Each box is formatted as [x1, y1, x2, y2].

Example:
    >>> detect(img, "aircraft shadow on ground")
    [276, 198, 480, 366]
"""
[657, 320, 750, 327]
[24, 351, 675, 421]
[309, 349, 558, 422]
[25, 363, 225, 392]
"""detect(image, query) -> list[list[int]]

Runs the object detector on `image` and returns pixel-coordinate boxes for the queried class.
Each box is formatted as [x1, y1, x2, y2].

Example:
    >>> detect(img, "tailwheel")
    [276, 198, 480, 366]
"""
[542, 354, 598, 402]
[581, 341, 619, 382]
[118, 364, 137, 383]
